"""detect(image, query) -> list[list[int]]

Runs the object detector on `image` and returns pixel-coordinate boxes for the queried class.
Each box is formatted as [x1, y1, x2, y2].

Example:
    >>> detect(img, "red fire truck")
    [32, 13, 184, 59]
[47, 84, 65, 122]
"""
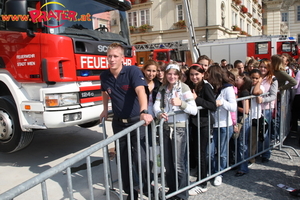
[0, 0, 136, 152]
[134, 35, 300, 66]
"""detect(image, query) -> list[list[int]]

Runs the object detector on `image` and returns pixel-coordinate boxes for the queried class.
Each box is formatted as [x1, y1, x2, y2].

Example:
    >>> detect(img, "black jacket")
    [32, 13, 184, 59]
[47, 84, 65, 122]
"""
[190, 81, 217, 127]
[145, 78, 162, 104]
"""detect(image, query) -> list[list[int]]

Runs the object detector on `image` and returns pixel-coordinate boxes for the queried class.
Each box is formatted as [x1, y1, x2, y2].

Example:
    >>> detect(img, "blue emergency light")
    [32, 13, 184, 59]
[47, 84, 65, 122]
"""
[80, 70, 90, 77]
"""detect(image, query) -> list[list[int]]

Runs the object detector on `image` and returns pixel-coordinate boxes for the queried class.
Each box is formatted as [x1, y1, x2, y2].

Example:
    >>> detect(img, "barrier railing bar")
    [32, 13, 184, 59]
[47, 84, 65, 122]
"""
[272, 90, 299, 159]
[102, 142, 111, 200]
[137, 127, 143, 198]
[151, 121, 159, 200]
[127, 130, 134, 200]
[66, 167, 74, 200]
[85, 156, 94, 200]
[116, 139, 123, 200]
[0, 120, 146, 200]
[41, 181, 48, 200]
[144, 124, 151, 200]
[158, 119, 166, 200]
[1, 90, 298, 200]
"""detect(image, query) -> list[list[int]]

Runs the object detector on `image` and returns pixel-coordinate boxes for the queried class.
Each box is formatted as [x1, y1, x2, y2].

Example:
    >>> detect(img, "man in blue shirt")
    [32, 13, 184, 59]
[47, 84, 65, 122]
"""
[100, 43, 153, 200]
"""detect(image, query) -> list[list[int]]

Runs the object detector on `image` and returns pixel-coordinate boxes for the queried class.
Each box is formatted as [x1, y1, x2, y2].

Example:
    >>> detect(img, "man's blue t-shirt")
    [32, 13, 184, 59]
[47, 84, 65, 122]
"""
[100, 65, 147, 119]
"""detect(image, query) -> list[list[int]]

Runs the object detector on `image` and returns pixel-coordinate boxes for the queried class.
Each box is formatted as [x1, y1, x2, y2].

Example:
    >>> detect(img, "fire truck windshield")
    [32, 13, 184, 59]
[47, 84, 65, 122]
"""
[42, 0, 131, 45]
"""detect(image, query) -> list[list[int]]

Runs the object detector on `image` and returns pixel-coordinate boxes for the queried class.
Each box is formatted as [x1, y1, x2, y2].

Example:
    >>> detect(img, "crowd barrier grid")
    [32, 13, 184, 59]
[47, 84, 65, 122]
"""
[0, 90, 299, 200]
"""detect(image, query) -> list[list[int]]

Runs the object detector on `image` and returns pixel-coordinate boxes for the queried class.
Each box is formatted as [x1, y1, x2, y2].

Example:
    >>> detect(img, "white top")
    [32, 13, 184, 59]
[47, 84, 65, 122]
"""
[250, 85, 265, 119]
[212, 86, 237, 128]
[153, 81, 197, 123]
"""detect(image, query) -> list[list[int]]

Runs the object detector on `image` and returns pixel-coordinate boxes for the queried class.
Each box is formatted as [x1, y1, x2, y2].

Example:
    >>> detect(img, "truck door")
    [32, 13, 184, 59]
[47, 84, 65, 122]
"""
[0, 1, 42, 82]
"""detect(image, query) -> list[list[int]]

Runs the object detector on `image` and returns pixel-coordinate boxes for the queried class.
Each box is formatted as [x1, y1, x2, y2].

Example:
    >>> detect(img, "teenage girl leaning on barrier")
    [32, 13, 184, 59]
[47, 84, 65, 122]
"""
[153, 62, 197, 200]
[186, 63, 217, 196]
[205, 64, 237, 186]
[256, 59, 278, 162]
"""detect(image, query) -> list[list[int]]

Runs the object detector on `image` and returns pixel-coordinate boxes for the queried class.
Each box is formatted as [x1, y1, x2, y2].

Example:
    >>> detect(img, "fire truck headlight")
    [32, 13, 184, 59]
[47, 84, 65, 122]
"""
[45, 93, 79, 107]
[60, 93, 79, 106]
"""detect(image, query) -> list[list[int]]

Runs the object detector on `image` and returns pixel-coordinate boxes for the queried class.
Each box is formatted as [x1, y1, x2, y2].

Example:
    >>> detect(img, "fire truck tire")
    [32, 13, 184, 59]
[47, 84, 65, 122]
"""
[78, 120, 100, 128]
[0, 96, 34, 153]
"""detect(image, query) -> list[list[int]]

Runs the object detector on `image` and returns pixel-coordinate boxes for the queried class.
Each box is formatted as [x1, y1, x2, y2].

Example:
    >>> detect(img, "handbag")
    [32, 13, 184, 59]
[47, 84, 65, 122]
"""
[232, 114, 249, 139]
[252, 115, 268, 142]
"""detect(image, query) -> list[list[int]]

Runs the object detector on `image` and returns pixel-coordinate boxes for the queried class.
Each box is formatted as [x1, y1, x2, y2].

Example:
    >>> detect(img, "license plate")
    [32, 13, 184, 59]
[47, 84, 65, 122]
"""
[79, 90, 101, 99]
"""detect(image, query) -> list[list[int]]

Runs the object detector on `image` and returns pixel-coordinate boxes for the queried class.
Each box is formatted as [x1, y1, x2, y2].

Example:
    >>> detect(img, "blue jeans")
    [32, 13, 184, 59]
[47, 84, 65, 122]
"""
[237, 117, 250, 173]
[211, 126, 233, 174]
[271, 101, 280, 141]
[259, 109, 272, 159]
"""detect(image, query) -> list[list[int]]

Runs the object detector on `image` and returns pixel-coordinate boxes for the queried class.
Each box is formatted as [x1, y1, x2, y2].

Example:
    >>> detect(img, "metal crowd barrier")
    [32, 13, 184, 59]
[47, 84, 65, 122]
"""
[0, 90, 299, 200]
[275, 90, 300, 159]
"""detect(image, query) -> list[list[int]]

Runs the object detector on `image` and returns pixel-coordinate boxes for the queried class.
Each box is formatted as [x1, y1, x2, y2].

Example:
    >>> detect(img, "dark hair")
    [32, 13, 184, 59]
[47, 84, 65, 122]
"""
[221, 59, 227, 62]
[239, 75, 252, 92]
[234, 60, 243, 68]
[187, 64, 206, 91]
[226, 63, 234, 70]
[142, 60, 158, 71]
[197, 55, 211, 65]
[249, 68, 262, 76]
[205, 64, 223, 94]
[157, 61, 166, 71]
[225, 70, 235, 85]
[282, 53, 292, 65]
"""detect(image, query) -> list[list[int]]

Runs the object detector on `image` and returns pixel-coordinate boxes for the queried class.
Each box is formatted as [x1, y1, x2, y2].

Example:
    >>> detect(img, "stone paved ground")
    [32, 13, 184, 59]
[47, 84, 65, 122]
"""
[189, 130, 300, 200]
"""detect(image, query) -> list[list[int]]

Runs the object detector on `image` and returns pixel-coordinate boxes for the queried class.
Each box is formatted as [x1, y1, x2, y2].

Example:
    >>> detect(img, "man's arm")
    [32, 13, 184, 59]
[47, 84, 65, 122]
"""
[135, 85, 153, 125]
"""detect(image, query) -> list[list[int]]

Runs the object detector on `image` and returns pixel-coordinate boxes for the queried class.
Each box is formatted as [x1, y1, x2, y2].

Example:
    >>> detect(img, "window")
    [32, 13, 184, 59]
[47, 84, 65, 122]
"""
[247, 1, 251, 11]
[281, 12, 288, 22]
[282, 42, 291, 52]
[140, 9, 150, 25]
[177, 4, 184, 21]
[240, 19, 244, 30]
[255, 42, 269, 54]
[247, 24, 250, 34]
[252, 8, 256, 19]
[232, 11, 235, 25]
[128, 11, 137, 27]
[128, 9, 149, 26]
[297, 6, 300, 21]
[263, 18, 267, 25]
[156, 52, 168, 61]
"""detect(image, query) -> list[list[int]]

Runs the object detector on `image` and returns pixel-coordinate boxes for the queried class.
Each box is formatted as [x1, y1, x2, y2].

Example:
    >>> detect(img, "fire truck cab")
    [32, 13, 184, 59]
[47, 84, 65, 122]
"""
[0, 0, 135, 152]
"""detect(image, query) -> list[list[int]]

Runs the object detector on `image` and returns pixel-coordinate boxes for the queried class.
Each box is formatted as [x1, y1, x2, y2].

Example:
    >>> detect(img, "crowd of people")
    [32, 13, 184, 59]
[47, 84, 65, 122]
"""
[100, 43, 300, 200]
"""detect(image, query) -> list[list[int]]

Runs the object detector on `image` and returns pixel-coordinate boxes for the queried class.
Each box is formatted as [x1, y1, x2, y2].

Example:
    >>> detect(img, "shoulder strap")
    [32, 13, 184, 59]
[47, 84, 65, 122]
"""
[159, 86, 166, 112]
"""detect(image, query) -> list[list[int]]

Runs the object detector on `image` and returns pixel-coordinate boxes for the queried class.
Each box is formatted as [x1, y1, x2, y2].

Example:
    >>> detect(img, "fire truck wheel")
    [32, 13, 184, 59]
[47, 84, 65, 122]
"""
[0, 96, 34, 153]
[78, 120, 100, 128]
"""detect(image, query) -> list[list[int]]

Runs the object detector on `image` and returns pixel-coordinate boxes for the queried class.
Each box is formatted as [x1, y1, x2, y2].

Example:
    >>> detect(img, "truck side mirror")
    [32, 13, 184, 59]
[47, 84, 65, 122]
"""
[6, 0, 28, 31]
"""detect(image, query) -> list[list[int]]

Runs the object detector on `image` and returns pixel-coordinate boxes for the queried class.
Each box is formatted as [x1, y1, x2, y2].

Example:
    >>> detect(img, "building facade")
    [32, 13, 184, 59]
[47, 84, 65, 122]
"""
[263, 0, 300, 42]
[128, 0, 263, 45]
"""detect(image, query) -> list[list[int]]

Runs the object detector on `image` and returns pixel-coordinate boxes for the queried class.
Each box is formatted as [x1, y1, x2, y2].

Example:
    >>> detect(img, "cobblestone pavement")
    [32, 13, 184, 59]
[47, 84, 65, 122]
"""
[188, 131, 300, 200]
